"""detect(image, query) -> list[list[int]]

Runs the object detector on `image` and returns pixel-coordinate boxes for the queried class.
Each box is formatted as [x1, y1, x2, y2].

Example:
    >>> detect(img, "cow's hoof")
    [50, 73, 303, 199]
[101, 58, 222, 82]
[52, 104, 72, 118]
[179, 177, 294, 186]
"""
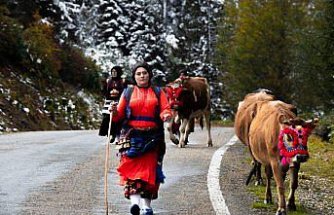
[207, 140, 213, 147]
[275, 208, 286, 215]
[287, 203, 296, 211]
[171, 139, 179, 145]
[264, 199, 272, 204]
[179, 141, 186, 148]
[255, 178, 264, 186]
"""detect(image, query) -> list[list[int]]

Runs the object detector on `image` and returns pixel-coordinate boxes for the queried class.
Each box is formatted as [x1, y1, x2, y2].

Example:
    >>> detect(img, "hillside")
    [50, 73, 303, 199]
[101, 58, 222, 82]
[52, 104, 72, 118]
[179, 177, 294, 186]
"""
[0, 66, 102, 134]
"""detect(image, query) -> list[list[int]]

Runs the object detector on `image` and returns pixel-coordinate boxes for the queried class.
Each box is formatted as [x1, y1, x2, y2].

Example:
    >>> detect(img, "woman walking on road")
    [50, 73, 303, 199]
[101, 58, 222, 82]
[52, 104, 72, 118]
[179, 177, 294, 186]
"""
[109, 62, 172, 215]
[99, 66, 128, 143]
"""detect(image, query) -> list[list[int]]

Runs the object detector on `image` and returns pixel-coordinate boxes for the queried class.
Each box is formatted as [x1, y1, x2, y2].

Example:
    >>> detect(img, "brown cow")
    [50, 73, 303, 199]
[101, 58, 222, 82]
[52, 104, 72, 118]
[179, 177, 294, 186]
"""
[236, 92, 317, 215]
[235, 89, 275, 145]
[235, 90, 276, 185]
[165, 77, 212, 148]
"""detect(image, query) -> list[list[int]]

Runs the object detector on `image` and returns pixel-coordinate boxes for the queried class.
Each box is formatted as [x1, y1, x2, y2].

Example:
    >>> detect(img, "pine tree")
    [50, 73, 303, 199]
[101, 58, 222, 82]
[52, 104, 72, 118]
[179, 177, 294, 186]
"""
[96, 0, 128, 53]
[166, 0, 222, 66]
[293, 0, 334, 111]
[216, 1, 303, 107]
[95, 0, 166, 76]
[125, 0, 166, 71]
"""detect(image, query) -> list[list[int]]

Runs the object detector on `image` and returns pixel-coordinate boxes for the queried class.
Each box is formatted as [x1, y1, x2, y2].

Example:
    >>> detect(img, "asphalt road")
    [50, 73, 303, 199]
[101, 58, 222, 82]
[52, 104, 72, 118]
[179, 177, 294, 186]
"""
[0, 127, 235, 215]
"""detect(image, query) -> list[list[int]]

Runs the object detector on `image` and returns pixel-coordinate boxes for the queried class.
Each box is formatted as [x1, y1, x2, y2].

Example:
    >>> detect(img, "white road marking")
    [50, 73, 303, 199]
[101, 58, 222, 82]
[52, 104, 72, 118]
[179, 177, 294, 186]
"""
[207, 135, 239, 215]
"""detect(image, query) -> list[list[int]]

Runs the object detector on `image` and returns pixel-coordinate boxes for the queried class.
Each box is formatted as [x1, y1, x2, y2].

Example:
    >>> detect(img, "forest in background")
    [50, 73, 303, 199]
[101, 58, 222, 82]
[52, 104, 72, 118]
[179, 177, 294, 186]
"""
[0, 0, 333, 142]
[215, 0, 333, 142]
[216, 0, 333, 111]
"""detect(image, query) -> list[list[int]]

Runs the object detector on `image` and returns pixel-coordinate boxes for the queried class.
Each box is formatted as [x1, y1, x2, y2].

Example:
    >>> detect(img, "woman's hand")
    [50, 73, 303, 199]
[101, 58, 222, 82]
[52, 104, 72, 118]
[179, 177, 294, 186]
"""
[162, 113, 171, 122]
[108, 102, 118, 115]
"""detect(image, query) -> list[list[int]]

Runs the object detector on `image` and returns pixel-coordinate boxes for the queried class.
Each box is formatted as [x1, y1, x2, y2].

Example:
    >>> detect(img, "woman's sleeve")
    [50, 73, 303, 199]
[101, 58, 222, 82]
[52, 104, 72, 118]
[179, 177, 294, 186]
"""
[112, 94, 126, 122]
[159, 90, 172, 119]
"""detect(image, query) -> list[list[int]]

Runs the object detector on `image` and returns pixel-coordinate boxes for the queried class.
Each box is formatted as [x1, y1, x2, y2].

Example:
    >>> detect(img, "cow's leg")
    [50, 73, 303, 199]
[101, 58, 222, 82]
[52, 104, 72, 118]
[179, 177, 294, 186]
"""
[184, 119, 192, 145]
[167, 119, 179, 145]
[270, 160, 286, 215]
[184, 118, 195, 145]
[287, 162, 300, 211]
[204, 111, 212, 147]
[188, 118, 195, 133]
[178, 119, 188, 148]
[264, 165, 273, 204]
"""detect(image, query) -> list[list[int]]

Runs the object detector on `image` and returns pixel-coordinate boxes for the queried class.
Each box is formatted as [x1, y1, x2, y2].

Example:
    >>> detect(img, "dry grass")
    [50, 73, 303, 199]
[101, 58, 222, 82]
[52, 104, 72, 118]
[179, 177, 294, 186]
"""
[300, 136, 334, 180]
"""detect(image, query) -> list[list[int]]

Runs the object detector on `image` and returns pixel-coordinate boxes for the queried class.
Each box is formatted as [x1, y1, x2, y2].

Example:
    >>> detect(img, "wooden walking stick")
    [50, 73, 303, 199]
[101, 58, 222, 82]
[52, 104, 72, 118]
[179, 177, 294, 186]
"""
[104, 101, 115, 214]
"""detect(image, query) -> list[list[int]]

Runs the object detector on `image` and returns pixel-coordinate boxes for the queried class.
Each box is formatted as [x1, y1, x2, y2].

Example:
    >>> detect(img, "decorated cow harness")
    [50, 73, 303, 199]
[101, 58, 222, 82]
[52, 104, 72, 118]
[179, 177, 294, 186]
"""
[165, 80, 184, 110]
[278, 125, 312, 166]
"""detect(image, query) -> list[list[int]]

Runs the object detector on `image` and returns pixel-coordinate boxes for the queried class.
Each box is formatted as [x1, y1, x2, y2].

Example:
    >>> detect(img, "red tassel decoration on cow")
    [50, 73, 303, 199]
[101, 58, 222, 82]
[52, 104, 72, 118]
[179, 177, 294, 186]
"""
[278, 126, 311, 166]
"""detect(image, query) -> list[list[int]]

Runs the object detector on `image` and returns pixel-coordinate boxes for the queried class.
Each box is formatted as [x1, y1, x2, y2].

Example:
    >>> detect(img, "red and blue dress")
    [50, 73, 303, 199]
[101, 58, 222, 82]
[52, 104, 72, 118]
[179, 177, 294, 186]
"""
[112, 86, 171, 199]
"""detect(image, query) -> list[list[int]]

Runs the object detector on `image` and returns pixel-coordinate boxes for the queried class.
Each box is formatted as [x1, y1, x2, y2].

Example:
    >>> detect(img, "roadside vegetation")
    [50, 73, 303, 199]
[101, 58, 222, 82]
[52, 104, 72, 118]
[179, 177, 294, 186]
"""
[300, 136, 334, 180]
[0, 6, 102, 132]
[249, 184, 308, 215]
[216, 0, 334, 140]
[212, 119, 234, 127]
[222, 4, 334, 209]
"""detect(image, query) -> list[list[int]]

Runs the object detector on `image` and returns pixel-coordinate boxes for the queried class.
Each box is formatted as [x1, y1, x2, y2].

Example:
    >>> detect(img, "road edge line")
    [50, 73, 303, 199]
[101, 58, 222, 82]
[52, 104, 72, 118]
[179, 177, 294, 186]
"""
[207, 135, 239, 215]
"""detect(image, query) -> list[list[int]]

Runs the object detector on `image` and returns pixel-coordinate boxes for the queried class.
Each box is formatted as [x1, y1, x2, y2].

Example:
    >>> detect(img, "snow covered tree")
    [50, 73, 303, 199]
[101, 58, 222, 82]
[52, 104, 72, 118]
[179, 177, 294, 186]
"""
[52, 0, 99, 46]
[96, 0, 128, 54]
[95, 0, 167, 82]
[164, 1, 222, 67]
[123, 1, 166, 72]
[43, 0, 226, 117]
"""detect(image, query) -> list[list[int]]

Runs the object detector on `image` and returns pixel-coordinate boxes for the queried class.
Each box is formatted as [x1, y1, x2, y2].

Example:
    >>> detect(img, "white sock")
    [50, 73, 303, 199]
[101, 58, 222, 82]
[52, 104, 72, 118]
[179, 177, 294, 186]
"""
[130, 194, 141, 206]
[141, 198, 151, 209]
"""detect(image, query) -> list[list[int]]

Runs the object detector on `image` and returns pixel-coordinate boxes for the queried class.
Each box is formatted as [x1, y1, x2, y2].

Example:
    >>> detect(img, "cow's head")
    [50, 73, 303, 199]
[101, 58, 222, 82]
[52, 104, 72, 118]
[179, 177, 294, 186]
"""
[165, 80, 186, 110]
[279, 117, 318, 165]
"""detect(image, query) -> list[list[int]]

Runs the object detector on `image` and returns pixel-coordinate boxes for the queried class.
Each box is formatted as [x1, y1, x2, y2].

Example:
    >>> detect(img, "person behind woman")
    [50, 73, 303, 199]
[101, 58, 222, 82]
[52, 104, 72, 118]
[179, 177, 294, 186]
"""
[178, 69, 189, 81]
[109, 62, 171, 215]
[99, 66, 128, 143]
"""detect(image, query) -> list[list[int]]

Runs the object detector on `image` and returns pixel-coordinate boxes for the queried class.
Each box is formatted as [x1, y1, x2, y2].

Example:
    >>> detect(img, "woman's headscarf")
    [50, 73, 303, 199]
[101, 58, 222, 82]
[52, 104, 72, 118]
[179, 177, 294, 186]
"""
[110, 66, 123, 79]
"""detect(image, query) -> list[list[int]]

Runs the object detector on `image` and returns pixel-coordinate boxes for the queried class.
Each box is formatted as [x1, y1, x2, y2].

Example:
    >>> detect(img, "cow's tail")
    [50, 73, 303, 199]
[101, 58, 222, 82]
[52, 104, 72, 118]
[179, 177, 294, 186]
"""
[246, 162, 257, 185]
[199, 116, 204, 130]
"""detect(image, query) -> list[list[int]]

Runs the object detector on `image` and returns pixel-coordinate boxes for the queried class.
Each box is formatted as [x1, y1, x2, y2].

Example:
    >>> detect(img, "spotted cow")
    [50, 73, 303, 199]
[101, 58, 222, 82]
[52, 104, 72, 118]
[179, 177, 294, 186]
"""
[165, 77, 212, 148]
